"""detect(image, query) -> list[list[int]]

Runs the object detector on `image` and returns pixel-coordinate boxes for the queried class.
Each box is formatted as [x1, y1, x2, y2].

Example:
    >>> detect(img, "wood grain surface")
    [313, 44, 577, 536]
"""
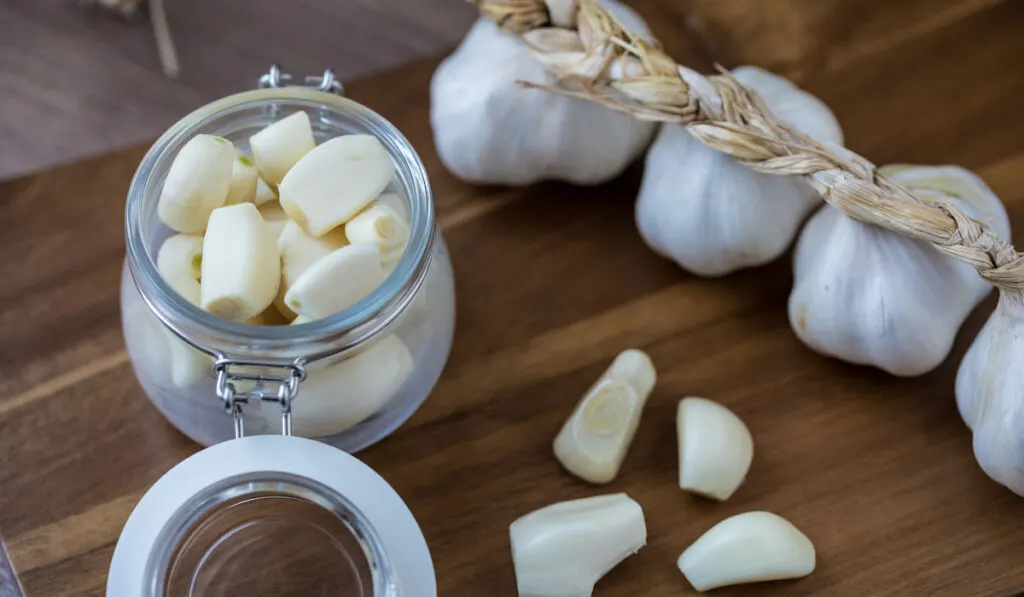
[1, 0, 1024, 595]
[0, 0, 476, 179]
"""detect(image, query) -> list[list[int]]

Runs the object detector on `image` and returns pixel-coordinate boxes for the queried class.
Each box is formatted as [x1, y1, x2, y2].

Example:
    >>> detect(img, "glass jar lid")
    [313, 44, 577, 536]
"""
[107, 435, 435, 596]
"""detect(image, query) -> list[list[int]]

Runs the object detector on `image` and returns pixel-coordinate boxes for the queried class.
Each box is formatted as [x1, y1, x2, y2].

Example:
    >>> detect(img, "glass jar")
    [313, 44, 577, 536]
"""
[120, 76, 455, 451]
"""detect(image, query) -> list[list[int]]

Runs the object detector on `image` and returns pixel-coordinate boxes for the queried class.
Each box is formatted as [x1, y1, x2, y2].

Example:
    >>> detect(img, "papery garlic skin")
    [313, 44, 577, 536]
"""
[955, 291, 1024, 495]
[789, 165, 1010, 376]
[677, 397, 753, 500]
[430, 3, 656, 186]
[510, 493, 646, 597]
[635, 66, 843, 276]
[553, 349, 656, 484]
[679, 511, 815, 592]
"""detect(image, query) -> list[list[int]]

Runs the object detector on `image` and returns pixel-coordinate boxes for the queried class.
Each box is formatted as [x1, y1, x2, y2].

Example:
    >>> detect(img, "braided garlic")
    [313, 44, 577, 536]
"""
[469, 0, 1024, 495]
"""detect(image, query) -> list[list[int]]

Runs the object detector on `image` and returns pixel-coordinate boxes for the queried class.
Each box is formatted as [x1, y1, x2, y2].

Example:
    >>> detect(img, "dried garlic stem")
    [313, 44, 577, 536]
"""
[472, 0, 1024, 293]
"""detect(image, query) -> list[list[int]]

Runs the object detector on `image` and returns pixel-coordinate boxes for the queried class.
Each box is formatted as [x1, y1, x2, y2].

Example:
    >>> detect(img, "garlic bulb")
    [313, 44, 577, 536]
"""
[430, 1, 656, 186]
[955, 291, 1024, 495]
[789, 165, 1010, 376]
[635, 66, 843, 276]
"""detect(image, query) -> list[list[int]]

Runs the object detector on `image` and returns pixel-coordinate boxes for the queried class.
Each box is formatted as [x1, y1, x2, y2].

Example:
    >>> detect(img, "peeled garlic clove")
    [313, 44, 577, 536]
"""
[679, 512, 815, 591]
[279, 135, 395, 237]
[225, 153, 259, 205]
[789, 165, 1010, 376]
[430, 7, 655, 186]
[156, 233, 203, 282]
[955, 291, 1024, 495]
[258, 202, 289, 241]
[277, 220, 350, 312]
[677, 397, 753, 500]
[376, 192, 408, 221]
[158, 134, 235, 233]
[290, 314, 314, 325]
[345, 202, 410, 265]
[635, 66, 843, 276]
[261, 334, 413, 437]
[553, 349, 656, 484]
[249, 111, 316, 185]
[200, 203, 281, 321]
[284, 244, 384, 319]
[510, 493, 646, 597]
[254, 176, 278, 206]
[160, 273, 212, 387]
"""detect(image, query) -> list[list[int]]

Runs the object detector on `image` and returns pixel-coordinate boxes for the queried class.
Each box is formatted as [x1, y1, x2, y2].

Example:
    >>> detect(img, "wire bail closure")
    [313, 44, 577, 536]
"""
[215, 359, 307, 439]
[258, 64, 344, 95]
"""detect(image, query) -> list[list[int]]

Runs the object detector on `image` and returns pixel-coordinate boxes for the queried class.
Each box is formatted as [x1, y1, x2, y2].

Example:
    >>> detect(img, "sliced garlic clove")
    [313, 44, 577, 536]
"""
[200, 203, 281, 321]
[279, 135, 395, 236]
[258, 202, 289, 242]
[254, 176, 278, 206]
[261, 334, 413, 437]
[510, 493, 646, 597]
[156, 233, 203, 282]
[677, 397, 753, 500]
[678, 512, 815, 592]
[249, 111, 316, 185]
[553, 349, 656, 484]
[225, 153, 259, 205]
[157, 134, 235, 233]
[284, 243, 384, 319]
[344, 202, 410, 265]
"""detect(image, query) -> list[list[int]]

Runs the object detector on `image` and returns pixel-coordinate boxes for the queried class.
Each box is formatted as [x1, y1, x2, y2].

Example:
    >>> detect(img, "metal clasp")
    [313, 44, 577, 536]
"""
[214, 358, 307, 439]
[258, 64, 344, 95]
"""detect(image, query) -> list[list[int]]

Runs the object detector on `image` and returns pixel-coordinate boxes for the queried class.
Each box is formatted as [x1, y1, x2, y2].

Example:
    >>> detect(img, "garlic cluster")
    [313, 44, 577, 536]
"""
[635, 66, 844, 276]
[789, 165, 1010, 376]
[955, 291, 1024, 495]
[430, 0, 656, 186]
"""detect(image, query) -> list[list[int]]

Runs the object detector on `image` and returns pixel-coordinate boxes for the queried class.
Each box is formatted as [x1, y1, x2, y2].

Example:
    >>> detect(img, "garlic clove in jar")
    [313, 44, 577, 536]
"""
[430, 2, 656, 186]
[160, 272, 212, 388]
[260, 334, 414, 437]
[553, 349, 656, 484]
[276, 220, 349, 317]
[678, 511, 815, 591]
[254, 176, 278, 206]
[200, 203, 281, 321]
[225, 153, 259, 205]
[635, 66, 843, 276]
[156, 233, 203, 282]
[509, 493, 646, 597]
[279, 135, 395, 237]
[258, 202, 289, 242]
[283, 243, 385, 319]
[249, 111, 316, 186]
[677, 397, 753, 500]
[157, 134, 236, 233]
[789, 165, 1010, 376]
[345, 202, 410, 265]
[955, 291, 1024, 495]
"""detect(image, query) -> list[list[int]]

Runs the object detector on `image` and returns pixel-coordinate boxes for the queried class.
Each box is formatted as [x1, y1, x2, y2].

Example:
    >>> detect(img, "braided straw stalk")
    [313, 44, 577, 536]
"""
[472, 0, 1024, 291]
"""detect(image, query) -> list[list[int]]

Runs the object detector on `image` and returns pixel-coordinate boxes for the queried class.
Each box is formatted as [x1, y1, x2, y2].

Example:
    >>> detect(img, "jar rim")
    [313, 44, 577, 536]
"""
[125, 88, 435, 362]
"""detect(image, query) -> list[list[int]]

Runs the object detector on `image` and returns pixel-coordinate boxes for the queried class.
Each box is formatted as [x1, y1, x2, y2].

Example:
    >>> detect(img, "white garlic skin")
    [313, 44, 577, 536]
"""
[430, 3, 656, 186]
[789, 165, 1010, 376]
[955, 291, 1024, 495]
[635, 66, 843, 277]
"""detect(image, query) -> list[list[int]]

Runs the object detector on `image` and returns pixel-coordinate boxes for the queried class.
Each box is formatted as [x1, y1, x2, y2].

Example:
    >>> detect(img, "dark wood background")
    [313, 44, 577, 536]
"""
[1, 0, 1023, 595]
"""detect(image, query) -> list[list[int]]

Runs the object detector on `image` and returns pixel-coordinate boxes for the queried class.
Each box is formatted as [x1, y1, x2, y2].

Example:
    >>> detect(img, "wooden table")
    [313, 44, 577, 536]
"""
[1, 1, 1023, 594]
